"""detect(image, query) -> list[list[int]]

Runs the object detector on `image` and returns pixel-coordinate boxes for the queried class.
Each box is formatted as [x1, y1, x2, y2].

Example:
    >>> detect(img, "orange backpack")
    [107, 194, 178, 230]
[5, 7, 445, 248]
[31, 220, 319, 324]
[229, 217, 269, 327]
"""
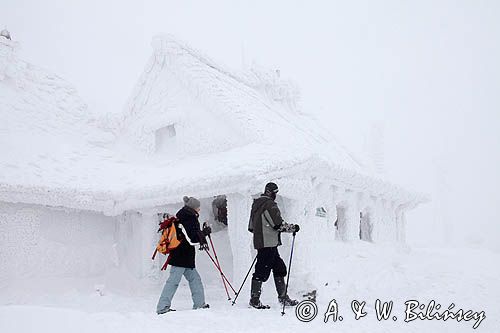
[152, 214, 182, 270]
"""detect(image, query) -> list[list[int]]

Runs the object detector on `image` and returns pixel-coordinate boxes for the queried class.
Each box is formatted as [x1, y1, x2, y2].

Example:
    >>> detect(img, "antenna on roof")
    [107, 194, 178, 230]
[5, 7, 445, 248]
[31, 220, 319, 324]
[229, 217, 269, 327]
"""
[241, 42, 247, 70]
[0, 28, 11, 40]
[364, 122, 385, 175]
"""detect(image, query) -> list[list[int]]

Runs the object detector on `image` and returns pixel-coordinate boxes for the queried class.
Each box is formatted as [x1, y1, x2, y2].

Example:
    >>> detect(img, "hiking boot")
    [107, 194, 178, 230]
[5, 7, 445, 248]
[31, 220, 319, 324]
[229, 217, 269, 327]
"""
[278, 295, 299, 306]
[157, 308, 176, 315]
[194, 303, 210, 310]
[249, 298, 271, 309]
[249, 279, 270, 309]
[274, 276, 298, 306]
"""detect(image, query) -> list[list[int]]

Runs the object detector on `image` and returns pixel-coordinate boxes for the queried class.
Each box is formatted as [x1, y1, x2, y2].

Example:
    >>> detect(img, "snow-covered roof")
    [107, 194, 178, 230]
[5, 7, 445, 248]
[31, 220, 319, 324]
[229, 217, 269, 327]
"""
[121, 35, 363, 168]
[0, 36, 426, 215]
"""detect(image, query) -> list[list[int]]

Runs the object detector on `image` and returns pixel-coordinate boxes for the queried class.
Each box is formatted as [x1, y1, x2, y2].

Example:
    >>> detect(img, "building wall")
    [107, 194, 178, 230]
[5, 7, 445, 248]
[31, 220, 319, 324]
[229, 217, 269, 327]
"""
[116, 202, 235, 287]
[0, 201, 117, 282]
[0, 181, 408, 288]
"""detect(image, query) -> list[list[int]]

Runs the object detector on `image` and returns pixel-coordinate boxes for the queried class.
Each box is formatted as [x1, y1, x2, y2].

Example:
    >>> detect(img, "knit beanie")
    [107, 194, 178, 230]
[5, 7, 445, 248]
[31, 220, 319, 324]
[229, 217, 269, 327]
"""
[264, 182, 279, 195]
[183, 196, 201, 210]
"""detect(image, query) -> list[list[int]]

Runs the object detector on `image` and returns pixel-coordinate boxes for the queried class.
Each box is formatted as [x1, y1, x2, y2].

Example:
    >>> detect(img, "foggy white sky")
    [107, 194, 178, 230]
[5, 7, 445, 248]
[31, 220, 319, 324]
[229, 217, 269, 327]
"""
[2, 0, 499, 249]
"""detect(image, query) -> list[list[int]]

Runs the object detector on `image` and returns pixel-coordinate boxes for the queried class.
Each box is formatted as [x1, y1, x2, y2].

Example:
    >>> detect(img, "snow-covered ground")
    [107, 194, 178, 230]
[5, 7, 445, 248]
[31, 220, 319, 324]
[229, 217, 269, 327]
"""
[1, 241, 498, 333]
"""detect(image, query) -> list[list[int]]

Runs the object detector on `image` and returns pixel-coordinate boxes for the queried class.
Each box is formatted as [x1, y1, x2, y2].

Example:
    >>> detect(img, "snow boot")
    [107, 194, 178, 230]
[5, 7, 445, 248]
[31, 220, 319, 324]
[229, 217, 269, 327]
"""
[274, 276, 298, 306]
[249, 279, 270, 309]
[279, 295, 299, 307]
[157, 308, 176, 315]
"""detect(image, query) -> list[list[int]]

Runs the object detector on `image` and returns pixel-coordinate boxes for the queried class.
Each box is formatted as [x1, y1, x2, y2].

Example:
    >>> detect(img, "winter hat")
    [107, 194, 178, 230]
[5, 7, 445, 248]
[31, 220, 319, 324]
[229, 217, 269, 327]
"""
[183, 196, 201, 210]
[264, 182, 279, 195]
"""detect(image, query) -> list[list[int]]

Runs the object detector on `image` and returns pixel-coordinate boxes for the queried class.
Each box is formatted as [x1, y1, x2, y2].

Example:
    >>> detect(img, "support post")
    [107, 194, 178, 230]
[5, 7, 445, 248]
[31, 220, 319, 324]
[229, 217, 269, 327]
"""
[226, 192, 253, 296]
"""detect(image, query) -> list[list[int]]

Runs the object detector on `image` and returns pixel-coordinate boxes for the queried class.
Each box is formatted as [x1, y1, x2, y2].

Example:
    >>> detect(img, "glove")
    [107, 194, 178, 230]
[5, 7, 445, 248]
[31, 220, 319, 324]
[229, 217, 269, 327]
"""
[293, 224, 300, 233]
[197, 229, 209, 251]
[202, 225, 212, 237]
[278, 223, 297, 233]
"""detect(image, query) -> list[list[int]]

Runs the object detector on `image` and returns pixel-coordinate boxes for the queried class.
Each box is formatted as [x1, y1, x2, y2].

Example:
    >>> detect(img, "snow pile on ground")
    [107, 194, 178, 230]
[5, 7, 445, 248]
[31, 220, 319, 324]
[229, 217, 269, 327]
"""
[1, 243, 498, 333]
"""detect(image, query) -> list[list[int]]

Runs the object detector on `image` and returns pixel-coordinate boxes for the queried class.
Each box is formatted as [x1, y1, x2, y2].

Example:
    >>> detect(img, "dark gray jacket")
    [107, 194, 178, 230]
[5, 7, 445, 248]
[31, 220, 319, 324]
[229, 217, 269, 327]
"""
[248, 195, 295, 249]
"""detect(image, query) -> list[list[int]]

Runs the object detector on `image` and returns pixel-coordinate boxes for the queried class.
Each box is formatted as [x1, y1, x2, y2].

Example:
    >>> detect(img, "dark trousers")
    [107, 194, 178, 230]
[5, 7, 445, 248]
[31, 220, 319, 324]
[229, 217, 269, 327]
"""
[252, 247, 287, 282]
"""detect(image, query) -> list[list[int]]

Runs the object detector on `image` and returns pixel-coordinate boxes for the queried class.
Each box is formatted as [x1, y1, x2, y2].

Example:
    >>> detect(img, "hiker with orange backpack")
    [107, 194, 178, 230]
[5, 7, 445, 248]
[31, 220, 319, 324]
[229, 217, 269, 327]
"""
[156, 196, 212, 314]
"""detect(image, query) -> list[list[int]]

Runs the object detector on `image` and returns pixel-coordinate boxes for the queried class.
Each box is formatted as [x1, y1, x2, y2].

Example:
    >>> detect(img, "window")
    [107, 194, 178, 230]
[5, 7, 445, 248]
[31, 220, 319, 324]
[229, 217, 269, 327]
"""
[316, 207, 327, 218]
[155, 124, 176, 153]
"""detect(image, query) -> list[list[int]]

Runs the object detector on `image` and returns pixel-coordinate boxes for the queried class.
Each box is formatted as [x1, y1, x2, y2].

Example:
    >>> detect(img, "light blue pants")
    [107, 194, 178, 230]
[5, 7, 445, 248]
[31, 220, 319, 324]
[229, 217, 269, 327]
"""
[157, 265, 206, 313]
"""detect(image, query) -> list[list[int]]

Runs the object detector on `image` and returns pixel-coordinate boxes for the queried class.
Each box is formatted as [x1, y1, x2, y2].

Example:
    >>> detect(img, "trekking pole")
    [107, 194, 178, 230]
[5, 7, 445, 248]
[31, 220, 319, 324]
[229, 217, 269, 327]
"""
[203, 248, 236, 299]
[203, 249, 234, 287]
[207, 233, 233, 299]
[281, 232, 296, 316]
[231, 254, 258, 306]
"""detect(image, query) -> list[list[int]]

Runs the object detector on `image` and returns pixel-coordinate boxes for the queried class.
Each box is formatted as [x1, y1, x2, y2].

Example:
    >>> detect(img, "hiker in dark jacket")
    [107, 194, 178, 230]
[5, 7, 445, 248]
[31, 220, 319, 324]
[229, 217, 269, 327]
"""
[247, 182, 300, 309]
[156, 196, 211, 314]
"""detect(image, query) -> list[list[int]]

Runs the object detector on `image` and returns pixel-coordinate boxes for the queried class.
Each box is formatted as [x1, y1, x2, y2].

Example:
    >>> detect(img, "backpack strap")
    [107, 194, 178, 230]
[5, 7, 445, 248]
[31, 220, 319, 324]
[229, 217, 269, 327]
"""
[152, 248, 158, 260]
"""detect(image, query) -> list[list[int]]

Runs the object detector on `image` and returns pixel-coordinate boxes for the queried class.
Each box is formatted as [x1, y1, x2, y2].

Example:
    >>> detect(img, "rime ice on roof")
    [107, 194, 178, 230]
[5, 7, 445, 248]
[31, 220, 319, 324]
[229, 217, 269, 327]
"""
[0, 35, 426, 215]
[124, 36, 321, 156]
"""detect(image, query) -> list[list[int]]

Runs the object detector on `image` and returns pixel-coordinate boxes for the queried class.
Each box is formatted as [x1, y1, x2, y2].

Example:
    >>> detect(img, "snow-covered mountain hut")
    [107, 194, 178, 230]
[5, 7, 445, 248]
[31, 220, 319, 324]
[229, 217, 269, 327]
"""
[0, 35, 425, 288]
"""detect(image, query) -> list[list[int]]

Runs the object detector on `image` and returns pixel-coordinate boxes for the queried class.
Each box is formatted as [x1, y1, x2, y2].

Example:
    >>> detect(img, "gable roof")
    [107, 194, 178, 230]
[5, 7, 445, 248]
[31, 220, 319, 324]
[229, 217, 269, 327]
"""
[121, 35, 364, 170]
[0, 36, 426, 215]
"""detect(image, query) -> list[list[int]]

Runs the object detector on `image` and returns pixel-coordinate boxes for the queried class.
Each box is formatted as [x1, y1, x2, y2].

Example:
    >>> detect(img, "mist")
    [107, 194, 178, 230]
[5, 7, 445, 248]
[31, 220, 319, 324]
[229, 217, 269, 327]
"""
[2, 0, 499, 250]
